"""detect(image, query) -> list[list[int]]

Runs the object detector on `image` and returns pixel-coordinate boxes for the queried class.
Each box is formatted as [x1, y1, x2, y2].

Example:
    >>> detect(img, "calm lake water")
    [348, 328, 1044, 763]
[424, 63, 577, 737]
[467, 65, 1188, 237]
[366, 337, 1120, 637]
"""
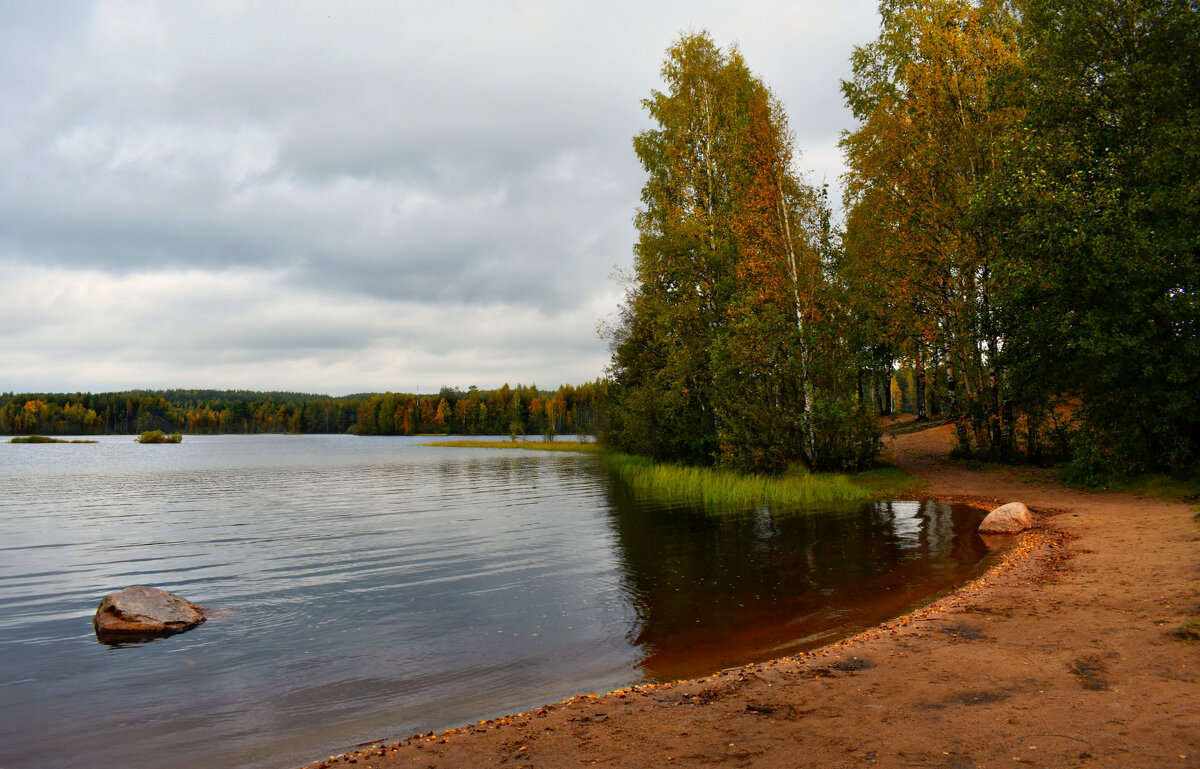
[0, 435, 994, 769]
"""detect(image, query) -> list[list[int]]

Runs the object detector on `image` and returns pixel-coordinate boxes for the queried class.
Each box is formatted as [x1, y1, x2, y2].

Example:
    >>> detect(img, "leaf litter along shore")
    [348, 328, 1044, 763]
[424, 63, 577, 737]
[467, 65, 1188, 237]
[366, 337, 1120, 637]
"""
[298, 421, 1200, 769]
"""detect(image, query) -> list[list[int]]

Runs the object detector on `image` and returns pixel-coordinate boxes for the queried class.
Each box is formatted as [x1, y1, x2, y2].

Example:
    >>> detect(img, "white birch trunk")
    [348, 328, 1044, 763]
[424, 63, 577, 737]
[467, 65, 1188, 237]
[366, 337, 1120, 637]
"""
[778, 178, 817, 466]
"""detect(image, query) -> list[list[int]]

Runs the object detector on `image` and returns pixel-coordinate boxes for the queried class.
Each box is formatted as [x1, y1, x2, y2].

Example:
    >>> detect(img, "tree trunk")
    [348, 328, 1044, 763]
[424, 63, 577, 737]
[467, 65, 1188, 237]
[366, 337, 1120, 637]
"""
[881, 350, 894, 416]
[928, 345, 941, 416]
[987, 333, 1003, 455]
[915, 345, 928, 421]
[946, 333, 971, 451]
[777, 178, 817, 466]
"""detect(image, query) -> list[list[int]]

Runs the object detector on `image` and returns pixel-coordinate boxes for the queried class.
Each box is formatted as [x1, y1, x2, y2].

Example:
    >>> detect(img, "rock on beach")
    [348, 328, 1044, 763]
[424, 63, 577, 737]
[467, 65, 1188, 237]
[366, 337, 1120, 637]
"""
[93, 585, 208, 638]
[978, 501, 1032, 534]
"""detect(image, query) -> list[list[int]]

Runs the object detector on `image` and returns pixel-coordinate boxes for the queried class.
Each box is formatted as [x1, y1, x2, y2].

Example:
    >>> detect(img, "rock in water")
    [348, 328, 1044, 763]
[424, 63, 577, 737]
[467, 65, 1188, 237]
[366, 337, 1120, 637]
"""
[978, 502, 1032, 534]
[93, 586, 208, 639]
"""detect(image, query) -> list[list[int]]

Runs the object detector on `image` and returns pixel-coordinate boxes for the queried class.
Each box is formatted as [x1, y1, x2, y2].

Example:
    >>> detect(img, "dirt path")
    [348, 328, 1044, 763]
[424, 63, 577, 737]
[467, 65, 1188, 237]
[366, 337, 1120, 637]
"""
[301, 423, 1200, 769]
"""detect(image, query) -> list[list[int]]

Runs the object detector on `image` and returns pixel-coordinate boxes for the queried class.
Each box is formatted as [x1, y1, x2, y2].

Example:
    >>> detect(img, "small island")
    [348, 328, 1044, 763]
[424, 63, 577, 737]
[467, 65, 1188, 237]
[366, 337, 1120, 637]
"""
[9, 435, 97, 444]
[136, 430, 183, 444]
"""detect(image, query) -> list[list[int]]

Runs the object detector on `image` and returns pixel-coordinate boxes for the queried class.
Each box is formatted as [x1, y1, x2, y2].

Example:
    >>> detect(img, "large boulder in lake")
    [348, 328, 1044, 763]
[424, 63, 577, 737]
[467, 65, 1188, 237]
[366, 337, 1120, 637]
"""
[93, 586, 208, 639]
[978, 502, 1032, 534]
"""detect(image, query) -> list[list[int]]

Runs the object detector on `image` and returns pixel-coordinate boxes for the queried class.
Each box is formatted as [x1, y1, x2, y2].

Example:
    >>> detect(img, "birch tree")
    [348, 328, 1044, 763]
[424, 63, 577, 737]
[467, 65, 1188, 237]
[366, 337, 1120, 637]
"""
[840, 0, 1022, 457]
[607, 32, 878, 471]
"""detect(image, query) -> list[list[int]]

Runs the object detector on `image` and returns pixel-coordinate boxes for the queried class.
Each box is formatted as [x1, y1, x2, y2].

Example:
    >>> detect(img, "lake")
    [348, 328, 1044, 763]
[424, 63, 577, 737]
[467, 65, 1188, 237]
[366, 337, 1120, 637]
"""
[0, 435, 994, 769]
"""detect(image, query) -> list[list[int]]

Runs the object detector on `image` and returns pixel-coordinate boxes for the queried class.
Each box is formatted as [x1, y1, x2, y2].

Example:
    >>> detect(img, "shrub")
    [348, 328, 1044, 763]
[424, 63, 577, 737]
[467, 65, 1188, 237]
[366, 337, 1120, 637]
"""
[137, 430, 182, 444]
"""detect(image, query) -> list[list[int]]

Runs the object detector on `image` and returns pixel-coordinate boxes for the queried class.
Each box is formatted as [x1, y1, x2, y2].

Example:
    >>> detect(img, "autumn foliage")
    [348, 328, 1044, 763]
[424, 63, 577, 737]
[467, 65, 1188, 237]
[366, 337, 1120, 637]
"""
[605, 33, 880, 472]
[841, 0, 1200, 477]
[611, 3, 1198, 480]
[0, 382, 608, 438]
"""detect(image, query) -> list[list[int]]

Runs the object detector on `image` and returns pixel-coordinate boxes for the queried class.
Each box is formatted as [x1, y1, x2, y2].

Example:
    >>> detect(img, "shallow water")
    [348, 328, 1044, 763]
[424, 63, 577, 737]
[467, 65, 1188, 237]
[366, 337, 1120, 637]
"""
[0, 435, 993, 768]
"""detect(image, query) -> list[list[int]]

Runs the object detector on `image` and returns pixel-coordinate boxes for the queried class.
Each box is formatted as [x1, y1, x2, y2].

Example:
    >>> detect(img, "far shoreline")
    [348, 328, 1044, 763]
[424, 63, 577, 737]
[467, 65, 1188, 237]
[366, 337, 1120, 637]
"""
[422, 438, 603, 453]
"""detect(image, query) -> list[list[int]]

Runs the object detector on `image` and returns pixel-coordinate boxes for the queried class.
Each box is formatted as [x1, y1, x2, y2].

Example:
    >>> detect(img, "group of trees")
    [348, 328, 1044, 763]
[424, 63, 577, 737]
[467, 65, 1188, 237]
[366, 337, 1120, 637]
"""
[995, 0, 1199, 476]
[604, 34, 879, 473]
[347, 382, 607, 438]
[608, 0, 1197, 478]
[840, 0, 1198, 476]
[0, 383, 608, 438]
[840, 0, 1026, 458]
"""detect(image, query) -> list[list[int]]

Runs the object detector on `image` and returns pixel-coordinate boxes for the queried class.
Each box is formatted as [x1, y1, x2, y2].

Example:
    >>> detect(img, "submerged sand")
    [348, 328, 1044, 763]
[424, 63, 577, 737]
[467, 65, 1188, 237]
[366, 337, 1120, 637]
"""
[299, 420, 1200, 769]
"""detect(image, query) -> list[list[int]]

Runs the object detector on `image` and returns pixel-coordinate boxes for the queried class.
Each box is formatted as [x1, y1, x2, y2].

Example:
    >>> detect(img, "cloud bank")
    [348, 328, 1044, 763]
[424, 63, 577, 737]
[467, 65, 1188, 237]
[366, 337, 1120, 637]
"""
[0, 1, 878, 394]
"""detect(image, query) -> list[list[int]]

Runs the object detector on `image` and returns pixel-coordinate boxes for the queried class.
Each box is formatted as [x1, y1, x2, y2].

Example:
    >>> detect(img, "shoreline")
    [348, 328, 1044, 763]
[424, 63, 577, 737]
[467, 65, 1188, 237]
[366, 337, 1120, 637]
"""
[298, 421, 1199, 769]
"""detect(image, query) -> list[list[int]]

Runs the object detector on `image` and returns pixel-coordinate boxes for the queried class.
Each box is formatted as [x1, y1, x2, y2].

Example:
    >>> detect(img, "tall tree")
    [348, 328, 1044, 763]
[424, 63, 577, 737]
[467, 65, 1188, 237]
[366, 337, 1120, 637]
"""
[990, 0, 1200, 474]
[607, 32, 878, 471]
[841, 0, 1023, 457]
[606, 33, 749, 463]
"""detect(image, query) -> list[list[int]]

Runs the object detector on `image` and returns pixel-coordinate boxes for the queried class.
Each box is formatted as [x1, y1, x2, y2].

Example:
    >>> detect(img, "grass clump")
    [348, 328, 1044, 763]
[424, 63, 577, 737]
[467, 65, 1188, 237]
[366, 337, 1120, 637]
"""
[604, 453, 897, 509]
[1057, 464, 1200, 508]
[136, 430, 183, 444]
[424, 439, 603, 454]
[1085, 472, 1200, 502]
[421, 440, 927, 509]
[9, 435, 97, 444]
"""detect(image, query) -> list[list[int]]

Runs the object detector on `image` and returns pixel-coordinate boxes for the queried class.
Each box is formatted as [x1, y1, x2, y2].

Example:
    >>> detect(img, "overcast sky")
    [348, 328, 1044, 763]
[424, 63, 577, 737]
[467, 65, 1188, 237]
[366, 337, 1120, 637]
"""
[0, 1, 879, 396]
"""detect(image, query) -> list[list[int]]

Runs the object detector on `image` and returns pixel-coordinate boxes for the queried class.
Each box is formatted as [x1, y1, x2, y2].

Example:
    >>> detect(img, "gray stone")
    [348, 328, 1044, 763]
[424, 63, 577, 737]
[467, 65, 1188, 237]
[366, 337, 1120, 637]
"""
[93, 585, 208, 638]
[978, 502, 1032, 534]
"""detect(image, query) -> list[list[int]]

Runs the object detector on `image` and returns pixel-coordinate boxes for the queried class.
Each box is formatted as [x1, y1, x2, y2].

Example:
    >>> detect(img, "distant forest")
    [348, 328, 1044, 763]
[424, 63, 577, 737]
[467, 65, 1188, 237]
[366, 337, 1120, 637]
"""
[0, 383, 607, 438]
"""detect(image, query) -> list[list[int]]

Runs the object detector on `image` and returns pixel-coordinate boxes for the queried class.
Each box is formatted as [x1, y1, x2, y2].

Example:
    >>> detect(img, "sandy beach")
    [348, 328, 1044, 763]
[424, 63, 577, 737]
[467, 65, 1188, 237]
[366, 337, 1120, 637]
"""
[299, 420, 1200, 769]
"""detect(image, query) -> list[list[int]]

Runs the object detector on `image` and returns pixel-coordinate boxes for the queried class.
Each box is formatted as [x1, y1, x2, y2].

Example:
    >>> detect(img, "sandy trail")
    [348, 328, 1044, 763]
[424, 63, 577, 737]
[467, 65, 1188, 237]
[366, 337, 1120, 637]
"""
[300, 421, 1200, 769]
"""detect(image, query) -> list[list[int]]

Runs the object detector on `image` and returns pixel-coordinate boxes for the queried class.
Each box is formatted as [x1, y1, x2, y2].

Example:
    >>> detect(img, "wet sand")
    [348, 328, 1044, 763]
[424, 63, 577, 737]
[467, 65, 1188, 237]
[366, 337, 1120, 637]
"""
[299, 420, 1200, 769]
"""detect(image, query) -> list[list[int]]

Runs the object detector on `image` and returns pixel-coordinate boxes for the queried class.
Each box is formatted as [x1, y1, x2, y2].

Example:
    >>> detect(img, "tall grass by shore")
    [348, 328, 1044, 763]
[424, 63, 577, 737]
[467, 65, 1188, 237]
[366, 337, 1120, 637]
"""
[424, 439, 926, 509]
[604, 453, 918, 509]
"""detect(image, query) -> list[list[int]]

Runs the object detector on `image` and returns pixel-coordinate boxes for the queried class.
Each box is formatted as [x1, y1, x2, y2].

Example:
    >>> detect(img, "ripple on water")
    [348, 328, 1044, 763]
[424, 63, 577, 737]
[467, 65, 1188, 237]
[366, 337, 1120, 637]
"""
[0, 435, 992, 769]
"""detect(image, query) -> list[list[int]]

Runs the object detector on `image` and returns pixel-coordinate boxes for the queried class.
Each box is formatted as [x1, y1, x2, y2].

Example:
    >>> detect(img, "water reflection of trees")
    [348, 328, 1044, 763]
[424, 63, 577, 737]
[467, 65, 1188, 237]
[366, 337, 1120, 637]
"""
[599, 476, 991, 682]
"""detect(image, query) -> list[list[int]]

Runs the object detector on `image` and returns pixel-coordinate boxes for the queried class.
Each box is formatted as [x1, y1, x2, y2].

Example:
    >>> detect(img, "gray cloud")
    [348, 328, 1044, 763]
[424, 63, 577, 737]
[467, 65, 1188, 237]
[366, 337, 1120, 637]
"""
[0, 0, 878, 393]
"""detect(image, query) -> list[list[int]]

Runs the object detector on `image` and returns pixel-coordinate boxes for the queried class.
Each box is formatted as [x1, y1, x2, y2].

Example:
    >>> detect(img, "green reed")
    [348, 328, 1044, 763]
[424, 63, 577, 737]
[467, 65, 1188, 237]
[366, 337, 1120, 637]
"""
[603, 453, 886, 510]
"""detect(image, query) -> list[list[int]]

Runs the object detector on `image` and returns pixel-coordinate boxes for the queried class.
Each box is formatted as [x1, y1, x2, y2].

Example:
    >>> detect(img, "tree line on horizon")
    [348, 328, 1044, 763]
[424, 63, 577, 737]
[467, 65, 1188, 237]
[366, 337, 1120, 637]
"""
[604, 0, 1198, 480]
[0, 382, 608, 439]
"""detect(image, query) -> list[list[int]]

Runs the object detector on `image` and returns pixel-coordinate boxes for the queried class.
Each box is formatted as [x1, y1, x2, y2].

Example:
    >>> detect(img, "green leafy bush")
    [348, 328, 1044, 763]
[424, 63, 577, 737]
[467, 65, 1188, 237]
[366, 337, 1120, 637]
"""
[136, 430, 182, 444]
